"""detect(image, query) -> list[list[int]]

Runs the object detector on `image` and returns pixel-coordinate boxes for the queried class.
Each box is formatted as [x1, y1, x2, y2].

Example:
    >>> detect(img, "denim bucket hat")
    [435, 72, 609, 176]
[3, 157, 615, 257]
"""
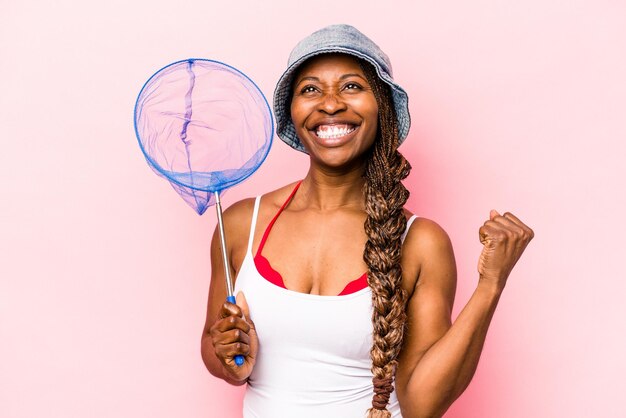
[273, 24, 411, 153]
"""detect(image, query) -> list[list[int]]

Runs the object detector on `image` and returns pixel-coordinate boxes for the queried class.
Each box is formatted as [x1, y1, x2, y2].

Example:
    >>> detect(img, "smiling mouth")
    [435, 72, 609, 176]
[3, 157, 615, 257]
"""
[314, 124, 357, 139]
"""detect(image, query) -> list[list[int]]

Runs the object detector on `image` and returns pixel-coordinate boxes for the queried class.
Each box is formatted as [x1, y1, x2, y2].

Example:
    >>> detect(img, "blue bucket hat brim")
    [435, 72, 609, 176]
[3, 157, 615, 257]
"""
[273, 24, 411, 153]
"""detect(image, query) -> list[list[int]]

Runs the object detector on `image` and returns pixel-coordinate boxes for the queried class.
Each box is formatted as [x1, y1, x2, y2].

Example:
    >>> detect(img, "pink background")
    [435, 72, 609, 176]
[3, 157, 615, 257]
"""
[1, 1, 625, 417]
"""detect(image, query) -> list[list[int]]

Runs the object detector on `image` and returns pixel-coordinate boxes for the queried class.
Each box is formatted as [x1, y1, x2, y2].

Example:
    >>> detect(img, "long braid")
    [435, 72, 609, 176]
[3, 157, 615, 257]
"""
[360, 61, 412, 417]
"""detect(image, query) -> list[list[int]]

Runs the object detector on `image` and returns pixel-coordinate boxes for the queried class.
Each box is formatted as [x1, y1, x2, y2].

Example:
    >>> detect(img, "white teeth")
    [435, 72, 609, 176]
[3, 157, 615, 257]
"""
[316, 125, 356, 139]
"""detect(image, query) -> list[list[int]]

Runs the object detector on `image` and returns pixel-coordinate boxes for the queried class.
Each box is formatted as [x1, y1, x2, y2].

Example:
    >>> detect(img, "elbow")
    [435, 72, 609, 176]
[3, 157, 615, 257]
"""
[200, 334, 222, 378]
[398, 383, 461, 418]
[399, 401, 452, 418]
[400, 401, 454, 418]
[200, 335, 217, 374]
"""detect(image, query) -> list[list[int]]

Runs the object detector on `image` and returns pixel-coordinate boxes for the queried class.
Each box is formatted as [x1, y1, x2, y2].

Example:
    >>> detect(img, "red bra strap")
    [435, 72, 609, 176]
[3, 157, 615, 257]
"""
[256, 181, 303, 256]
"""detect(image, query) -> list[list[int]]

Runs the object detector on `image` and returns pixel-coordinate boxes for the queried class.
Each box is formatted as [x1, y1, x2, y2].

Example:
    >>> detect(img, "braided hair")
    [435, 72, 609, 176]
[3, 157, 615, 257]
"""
[287, 54, 411, 416]
[360, 59, 412, 417]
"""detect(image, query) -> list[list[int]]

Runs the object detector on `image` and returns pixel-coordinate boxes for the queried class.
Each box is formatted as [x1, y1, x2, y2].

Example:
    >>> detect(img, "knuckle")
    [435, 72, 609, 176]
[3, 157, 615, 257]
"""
[512, 226, 524, 237]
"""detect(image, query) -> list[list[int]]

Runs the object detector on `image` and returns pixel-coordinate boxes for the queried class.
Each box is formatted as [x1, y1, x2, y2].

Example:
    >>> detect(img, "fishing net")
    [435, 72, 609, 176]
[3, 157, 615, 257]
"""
[134, 58, 273, 214]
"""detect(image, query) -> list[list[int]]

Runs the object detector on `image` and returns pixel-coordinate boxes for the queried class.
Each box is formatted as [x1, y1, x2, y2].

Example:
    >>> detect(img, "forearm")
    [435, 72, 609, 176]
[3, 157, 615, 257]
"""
[404, 280, 503, 417]
[201, 335, 248, 386]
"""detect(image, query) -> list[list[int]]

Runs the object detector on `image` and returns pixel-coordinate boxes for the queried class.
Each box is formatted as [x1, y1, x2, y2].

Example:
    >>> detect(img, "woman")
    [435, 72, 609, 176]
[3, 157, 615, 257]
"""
[201, 24, 533, 418]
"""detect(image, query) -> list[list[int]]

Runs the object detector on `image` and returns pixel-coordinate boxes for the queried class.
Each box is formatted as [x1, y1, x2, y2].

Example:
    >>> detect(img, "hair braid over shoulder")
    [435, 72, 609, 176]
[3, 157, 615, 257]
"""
[360, 61, 412, 418]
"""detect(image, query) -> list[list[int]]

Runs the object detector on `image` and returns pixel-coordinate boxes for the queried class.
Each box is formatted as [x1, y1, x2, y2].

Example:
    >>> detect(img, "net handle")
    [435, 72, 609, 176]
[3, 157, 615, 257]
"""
[214, 191, 245, 367]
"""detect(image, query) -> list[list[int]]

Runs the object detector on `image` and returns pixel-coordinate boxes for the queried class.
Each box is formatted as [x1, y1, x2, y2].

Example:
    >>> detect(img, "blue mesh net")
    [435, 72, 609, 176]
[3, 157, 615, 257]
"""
[134, 59, 273, 214]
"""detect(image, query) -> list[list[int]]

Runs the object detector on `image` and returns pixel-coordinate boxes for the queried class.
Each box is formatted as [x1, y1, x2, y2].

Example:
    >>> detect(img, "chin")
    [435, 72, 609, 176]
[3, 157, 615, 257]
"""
[309, 148, 369, 171]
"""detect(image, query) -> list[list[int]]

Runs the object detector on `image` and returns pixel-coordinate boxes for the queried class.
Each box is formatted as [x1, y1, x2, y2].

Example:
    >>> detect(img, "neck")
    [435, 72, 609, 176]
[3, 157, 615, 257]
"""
[296, 162, 367, 211]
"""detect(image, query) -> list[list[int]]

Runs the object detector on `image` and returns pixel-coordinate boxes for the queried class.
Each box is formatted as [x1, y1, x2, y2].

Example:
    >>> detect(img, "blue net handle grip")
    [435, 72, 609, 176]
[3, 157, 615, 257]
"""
[226, 295, 245, 367]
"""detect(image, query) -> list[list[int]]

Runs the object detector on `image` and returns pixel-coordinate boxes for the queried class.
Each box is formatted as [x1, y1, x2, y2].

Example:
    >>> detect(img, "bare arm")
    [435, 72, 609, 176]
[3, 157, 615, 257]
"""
[396, 212, 534, 417]
[200, 199, 258, 386]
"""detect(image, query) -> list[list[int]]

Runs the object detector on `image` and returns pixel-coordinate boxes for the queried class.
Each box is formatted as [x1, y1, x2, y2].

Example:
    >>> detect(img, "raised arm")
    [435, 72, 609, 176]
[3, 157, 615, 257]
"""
[395, 211, 533, 418]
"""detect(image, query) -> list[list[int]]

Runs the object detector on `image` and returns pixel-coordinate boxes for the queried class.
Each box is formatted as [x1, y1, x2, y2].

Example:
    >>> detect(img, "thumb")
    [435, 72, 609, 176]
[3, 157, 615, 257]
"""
[490, 209, 500, 220]
[236, 291, 252, 323]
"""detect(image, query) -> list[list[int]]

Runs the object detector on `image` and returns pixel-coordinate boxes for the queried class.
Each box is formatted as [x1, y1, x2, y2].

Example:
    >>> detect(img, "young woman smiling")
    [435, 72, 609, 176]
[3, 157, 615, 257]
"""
[201, 24, 534, 418]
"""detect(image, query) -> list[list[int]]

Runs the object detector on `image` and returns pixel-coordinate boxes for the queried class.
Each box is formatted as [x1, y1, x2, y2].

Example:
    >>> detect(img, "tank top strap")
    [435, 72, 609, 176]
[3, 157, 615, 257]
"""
[402, 214, 419, 242]
[247, 196, 262, 255]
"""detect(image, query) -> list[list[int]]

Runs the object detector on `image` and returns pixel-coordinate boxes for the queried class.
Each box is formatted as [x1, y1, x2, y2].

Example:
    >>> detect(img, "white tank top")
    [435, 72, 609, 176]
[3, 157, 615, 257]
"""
[234, 195, 418, 418]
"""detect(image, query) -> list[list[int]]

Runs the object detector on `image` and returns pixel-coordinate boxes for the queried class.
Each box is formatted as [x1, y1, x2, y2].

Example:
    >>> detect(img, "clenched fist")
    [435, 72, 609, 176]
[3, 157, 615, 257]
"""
[478, 210, 534, 292]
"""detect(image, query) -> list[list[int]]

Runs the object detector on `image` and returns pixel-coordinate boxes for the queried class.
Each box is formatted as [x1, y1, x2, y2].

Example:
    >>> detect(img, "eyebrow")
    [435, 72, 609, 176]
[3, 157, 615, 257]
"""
[294, 73, 368, 86]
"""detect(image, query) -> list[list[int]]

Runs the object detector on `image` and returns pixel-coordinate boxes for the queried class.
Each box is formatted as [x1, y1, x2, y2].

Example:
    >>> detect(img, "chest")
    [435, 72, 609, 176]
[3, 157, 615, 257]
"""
[258, 210, 369, 295]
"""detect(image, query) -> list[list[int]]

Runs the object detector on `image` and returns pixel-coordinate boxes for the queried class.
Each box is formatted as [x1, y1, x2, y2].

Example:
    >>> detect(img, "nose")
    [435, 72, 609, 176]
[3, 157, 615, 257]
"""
[318, 91, 347, 114]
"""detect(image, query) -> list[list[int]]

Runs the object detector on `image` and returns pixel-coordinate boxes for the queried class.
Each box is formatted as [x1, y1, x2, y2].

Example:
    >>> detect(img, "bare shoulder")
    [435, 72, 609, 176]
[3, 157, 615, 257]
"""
[223, 197, 257, 220]
[221, 197, 257, 245]
[404, 216, 453, 252]
[401, 211, 456, 296]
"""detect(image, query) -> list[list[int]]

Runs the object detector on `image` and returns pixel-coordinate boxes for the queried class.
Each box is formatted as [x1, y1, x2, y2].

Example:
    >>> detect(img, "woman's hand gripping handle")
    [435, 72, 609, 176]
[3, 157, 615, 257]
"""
[209, 291, 258, 383]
